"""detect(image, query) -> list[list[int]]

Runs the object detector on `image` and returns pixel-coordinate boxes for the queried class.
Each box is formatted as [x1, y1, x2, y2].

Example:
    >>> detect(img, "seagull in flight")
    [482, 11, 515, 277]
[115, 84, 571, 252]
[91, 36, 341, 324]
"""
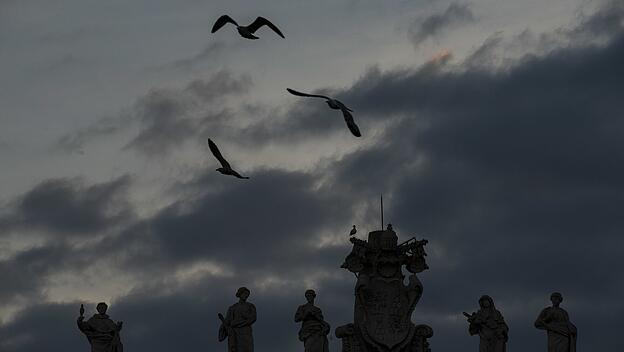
[211, 15, 285, 39]
[207, 139, 250, 179]
[286, 88, 362, 137]
[349, 225, 357, 236]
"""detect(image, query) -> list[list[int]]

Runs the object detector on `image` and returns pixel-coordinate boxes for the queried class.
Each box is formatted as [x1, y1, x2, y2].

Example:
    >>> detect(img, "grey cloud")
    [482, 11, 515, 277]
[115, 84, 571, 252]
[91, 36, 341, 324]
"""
[56, 116, 123, 153]
[111, 168, 355, 274]
[0, 245, 71, 303]
[0, 176, 133, 237]
[0, 302, 82, 352]
[0, 139, 11, 151]
[167, 41, 226, 71]
[571, 0, 624, 40]
[409, 2, 476, 47]
[58, 70, 252, 156]
[122, 70, 252, 156]
[124, 70, 252, 157]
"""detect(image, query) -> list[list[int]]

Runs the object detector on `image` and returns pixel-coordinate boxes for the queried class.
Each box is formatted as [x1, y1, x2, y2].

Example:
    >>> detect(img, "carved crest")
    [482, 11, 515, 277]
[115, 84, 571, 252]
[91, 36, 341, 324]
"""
[357, 278, 415, 351]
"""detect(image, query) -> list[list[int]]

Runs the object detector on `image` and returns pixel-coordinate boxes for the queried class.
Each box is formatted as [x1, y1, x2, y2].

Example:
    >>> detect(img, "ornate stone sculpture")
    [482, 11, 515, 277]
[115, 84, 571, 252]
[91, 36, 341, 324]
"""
[336, 224, 433, 352]
[76, 302, 124, 352]
[295, 289, 331, 352]
[534, 292, 577, 352]
[219, 287, 257, 352]
[463, 295, 509, 352]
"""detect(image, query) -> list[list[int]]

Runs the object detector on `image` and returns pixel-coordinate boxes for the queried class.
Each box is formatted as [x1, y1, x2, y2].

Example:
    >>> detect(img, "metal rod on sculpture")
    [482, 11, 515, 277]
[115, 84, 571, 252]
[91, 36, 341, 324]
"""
[381, 194, 384, 230]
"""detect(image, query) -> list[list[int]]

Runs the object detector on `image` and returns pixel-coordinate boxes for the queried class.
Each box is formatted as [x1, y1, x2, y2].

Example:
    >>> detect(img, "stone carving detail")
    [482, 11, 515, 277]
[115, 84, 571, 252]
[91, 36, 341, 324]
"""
[336, 224, 433, 352]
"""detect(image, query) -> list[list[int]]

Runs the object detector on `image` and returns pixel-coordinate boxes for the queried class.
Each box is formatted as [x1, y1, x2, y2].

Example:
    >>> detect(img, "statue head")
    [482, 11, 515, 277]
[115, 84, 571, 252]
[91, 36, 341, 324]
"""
[478, 295, 494, 309]
[305, 289, 316, 303]
[236, 287, 250, 301]
[96, 302, 108, 314]
[386, 223, 393, 231]
[550, 292, 563, 306]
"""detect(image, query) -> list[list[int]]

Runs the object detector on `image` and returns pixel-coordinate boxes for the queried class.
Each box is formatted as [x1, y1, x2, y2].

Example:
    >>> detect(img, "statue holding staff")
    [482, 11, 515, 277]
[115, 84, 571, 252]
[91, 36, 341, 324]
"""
[77, 302, 123, 352]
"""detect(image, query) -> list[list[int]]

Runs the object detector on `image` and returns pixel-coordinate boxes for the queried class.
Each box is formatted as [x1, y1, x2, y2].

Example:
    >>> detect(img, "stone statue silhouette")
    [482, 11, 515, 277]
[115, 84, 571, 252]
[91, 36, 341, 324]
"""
[463, 295, 509, 352]
[218, 287, 257, 352]
[295, 289, 330, 352]
[76, 302, 123, 352]
[535, 292, 577, 352]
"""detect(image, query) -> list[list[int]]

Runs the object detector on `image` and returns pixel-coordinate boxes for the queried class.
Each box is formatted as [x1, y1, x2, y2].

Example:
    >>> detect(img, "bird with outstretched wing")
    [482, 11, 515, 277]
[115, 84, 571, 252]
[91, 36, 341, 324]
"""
[208, 139, 249, 179]
[287, 88, 361, 137]
[211, 15, 284, 39]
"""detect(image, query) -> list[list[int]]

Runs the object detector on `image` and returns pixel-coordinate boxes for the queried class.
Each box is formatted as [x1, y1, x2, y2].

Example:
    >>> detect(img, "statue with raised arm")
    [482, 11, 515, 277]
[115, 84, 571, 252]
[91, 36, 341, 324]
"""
[295, 289, 330, 352]
[463, 295, 509, 352]
[76, 302, 123, 352]
[218, 287, 257, 352]
[534, 292, 577, 352]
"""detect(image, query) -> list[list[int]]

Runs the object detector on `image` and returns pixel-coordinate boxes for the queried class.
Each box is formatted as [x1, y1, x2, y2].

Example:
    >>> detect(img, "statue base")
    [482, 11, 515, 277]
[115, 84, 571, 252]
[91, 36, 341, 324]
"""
[336, 323, 433, 352]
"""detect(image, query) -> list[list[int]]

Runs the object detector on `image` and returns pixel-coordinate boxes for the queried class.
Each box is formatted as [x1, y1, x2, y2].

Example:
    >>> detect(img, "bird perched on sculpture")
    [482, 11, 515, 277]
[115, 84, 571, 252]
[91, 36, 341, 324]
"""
[286, 88, 362, 137]
[208, 138, 250, 179]
[349, 225, 357, 236]
[211, 15, 285, 39]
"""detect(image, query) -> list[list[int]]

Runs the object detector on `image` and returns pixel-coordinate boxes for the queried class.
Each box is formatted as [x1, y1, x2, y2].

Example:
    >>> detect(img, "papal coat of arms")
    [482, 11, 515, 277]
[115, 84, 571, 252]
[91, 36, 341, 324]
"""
[336, 225, 433, 352]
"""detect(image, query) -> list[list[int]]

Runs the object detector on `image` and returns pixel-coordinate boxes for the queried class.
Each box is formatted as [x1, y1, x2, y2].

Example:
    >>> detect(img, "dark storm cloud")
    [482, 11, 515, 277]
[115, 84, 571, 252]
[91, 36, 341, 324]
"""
[0, 244, 72, 303]
[408, 2, 476, 47]
[108, 168, 355, 274]
[0, 176, 133, 237]
[57, 70, 251, 156]
[0, 302, 82, 352]
[333, 5, 624, 351]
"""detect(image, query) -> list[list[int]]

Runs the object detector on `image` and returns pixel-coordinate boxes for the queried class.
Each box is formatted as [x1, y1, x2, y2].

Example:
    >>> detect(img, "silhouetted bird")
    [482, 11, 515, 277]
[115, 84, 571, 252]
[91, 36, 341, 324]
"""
[286, 88, 361, 137]
[211, 15, 285, 39]
[349, 225, 357, 236]
[208, 138, 250, 179]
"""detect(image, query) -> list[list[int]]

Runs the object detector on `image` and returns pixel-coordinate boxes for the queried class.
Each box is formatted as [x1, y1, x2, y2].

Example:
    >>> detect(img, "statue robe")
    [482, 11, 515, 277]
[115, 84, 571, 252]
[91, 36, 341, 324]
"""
[77, 314, 123, 352]
[535, 307, 577, 352]
[220, 301, 256, 352]
[468, 308, 508, 352]
[295, 303, 330, 352]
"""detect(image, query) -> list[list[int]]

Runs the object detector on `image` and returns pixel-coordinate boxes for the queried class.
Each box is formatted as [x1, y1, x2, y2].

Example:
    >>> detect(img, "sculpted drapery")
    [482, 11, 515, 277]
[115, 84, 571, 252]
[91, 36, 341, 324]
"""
[295, 290, 330, 352]
[535, 293, 577, 352]
[219, 287, 257, 352]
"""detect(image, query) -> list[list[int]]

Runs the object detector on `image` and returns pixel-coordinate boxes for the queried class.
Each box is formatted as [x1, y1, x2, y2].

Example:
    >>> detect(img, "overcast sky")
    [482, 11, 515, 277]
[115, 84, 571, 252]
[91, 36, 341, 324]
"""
[1, 0, 623, 351]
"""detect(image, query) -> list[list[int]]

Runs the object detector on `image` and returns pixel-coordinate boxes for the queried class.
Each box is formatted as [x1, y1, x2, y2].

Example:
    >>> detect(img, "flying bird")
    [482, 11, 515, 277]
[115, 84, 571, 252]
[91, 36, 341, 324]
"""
[211, 15, 285, 39]
[207, 138, 250, 179]
[349, 225, 357, 236]
[286, 88, 362, 137]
